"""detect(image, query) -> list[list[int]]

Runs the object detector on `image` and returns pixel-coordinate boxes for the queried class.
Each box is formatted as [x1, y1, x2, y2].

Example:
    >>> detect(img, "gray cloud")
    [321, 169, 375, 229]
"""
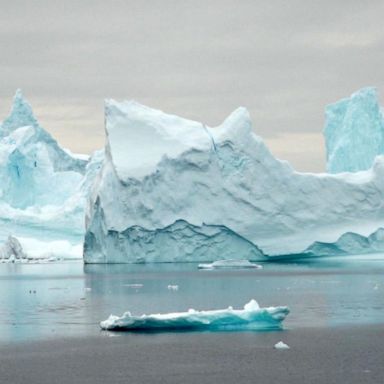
[1, 0, 383, 171]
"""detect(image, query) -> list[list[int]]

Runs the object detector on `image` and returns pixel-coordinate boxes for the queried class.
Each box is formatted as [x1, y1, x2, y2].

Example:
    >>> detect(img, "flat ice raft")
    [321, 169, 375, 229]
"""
[100, 300, 289, 331]
[198, 259, 263, 270]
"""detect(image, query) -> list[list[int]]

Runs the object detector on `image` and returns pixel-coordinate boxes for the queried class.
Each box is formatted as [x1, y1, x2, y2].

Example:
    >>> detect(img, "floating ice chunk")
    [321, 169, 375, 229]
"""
[124, 284, 143, 289]
[274, 341, 290, 350]
[167, 285, 179, 291]
[198, 259, 263, 270]
[100, 300, 289, 331]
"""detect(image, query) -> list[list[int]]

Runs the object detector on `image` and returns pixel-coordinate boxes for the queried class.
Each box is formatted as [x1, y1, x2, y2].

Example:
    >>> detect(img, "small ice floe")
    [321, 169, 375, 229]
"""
[124, 284, 144, 289]
[84, 287, 92, 292]
[198, 259, 263, 270]
[167, 285, 179, 291]
[100, 299, 289, 331]
[274, 341, 290, 350]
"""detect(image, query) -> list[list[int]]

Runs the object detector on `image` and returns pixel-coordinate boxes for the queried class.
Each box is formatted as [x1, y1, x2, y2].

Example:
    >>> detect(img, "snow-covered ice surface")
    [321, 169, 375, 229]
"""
[198, 259, 263, 270]
[100, 299, 289, 331]
[0, 90, 103, 260]
[325, 87, 384, 173]
[85, 96, 384, 263]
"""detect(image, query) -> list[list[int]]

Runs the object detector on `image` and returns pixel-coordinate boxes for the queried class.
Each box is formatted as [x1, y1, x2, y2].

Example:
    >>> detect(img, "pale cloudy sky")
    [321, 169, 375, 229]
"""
[1, 0, 383, 171]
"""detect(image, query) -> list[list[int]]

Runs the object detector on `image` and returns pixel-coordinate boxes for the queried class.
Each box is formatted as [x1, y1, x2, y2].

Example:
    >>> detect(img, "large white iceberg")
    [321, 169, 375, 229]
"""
[84, 98, 384, 263]
[0, 90, 103, 259]
[324, 87, 384, 173]
[100, 300, 289, 331]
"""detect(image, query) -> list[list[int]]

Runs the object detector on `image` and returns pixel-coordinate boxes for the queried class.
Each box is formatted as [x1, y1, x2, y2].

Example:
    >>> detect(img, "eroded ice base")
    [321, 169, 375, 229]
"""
[100, 300, 289, 331]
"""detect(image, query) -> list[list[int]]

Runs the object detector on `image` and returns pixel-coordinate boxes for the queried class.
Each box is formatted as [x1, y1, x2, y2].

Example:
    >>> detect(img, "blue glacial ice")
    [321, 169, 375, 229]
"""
[84, 97, 384, 263]
[100, 300, 289, 331]
[324, 87, 384, 173]
[0, 90, 103, 259]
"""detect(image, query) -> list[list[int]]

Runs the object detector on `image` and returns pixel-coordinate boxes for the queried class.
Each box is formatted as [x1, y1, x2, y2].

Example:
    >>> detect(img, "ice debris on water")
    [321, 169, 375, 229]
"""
[100, 300, 289, 331]
[124, 284, 143, 289]
[274, 341, 290, 350]
[198, 259, 263, 270]
[167, 285, 179, 291]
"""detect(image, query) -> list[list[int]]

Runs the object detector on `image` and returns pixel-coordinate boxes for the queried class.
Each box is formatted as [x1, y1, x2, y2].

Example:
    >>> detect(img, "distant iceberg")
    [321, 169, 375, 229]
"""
[0, 236, 27, 261]
[324, 87, 384, 173]
[85, 95, 384, 263]
[100, 300, 289, 331]
[198, 259, 263, 269]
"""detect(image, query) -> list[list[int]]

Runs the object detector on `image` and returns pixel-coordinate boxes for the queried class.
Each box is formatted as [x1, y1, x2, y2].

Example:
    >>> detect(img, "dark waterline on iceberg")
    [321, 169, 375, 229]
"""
[0, 255, 383, 343]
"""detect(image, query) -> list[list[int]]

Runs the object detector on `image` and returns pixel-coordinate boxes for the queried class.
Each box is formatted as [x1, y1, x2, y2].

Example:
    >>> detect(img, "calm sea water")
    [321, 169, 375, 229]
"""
[0, 255, 383, 343]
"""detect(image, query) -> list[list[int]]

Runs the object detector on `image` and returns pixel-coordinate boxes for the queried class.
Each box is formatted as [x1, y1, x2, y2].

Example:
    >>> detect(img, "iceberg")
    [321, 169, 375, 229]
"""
[0, 90, 103, 259]
[100, 300, 289, 331]
[85, 97, 384, 263]
[0, 236, 27, 261]
[324, 87, 384, 173]
[198, 259, 263, 270]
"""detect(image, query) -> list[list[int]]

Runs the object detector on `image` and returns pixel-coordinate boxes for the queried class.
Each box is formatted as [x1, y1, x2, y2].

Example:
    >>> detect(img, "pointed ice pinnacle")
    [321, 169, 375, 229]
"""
[0, 89, 39, 136]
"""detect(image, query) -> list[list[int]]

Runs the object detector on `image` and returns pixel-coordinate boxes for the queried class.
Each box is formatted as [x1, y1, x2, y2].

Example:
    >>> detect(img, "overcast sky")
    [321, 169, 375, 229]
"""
[1, 0, 383, 171]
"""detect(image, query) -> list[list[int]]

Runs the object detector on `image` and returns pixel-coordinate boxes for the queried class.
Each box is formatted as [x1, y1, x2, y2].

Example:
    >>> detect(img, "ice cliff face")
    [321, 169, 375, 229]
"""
[0, 90, 103, 259]
[325, 87, 384, 173]
[84, 99, 384, 263]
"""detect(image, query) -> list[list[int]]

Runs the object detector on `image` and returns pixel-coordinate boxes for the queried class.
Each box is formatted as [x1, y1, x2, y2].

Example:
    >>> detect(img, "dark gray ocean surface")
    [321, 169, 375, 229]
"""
[0, 255, 383, 343]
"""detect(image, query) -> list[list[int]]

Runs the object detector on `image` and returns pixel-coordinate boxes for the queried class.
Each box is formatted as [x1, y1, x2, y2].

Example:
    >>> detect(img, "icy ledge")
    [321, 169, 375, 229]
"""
[100, 300, 289, 331]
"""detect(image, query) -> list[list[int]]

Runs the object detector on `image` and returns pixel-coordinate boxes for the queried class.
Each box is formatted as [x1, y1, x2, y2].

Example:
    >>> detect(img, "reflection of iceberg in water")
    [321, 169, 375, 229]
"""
[100, 300, 289, 331]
